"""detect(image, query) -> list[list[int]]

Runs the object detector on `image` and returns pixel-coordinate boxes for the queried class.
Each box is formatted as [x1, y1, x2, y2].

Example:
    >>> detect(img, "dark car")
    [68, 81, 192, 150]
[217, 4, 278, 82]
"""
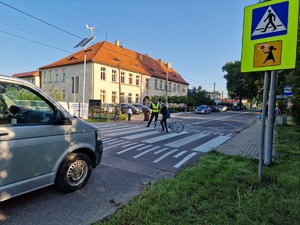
[231, 105, 240, 111]
[195, 105, 211, 114]
[241, 105, 248, 110]
[209, 105, 220, 112]
[121, 103, 142, 114]
[132, 103, 151, 113]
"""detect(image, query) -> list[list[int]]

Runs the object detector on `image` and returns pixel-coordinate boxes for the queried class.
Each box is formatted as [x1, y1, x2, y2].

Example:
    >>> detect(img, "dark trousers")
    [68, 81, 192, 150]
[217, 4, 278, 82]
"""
[160, 116, 168, 131]
[128, 113, 131, 121]
[147, 112, 158, 126]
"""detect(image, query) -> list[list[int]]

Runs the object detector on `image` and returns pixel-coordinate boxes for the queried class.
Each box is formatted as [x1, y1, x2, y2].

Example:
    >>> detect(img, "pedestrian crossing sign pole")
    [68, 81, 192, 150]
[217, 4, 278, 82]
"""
[241, 0, 299, 72]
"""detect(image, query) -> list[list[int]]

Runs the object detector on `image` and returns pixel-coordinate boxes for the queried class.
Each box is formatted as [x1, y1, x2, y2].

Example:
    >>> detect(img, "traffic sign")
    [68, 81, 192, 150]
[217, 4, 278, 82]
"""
[241, 0, 299, 72]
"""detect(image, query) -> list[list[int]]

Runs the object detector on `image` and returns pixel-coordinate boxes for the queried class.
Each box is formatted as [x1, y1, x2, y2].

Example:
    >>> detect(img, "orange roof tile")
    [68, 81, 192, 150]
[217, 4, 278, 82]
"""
[12, 70, 40, 78]
[39, 41, 188, 85]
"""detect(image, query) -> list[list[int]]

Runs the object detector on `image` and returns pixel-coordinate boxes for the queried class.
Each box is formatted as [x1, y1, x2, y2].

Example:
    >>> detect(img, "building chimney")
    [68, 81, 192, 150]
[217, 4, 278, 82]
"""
[140, 54, 143, 61]
[167, 62, 171, 69]
[158, 59, 162, 67]
[115, 40, 120, 47]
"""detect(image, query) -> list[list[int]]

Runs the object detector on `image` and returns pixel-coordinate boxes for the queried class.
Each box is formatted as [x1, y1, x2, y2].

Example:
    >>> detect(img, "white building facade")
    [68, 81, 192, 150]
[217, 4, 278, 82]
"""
[39, 41, 189, 106]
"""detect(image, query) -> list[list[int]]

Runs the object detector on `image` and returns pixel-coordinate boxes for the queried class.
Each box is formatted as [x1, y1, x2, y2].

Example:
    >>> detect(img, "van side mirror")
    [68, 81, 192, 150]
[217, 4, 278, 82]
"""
[54, 109, 72, 125]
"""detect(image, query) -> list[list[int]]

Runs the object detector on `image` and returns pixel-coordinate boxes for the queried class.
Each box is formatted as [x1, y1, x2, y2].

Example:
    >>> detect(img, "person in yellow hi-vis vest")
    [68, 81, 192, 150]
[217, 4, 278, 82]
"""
[146, 98, 160, 127]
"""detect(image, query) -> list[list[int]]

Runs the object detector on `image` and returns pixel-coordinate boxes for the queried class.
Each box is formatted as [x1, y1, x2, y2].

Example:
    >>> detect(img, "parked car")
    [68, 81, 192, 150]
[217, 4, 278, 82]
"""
[121, 103, 142, 114]
[209, 105, 220, 112]
[0, 75, 103, 202]
[217, 105, 227, 112]
[231, 105, 240, 111]
[195, 105, 211, 114]
[132, 103, 151, 113]
[241, 105, 248, 110]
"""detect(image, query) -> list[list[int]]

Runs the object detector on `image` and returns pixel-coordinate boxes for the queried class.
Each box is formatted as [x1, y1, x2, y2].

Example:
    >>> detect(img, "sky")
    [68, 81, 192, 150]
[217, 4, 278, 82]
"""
[0, 0, 258, 98]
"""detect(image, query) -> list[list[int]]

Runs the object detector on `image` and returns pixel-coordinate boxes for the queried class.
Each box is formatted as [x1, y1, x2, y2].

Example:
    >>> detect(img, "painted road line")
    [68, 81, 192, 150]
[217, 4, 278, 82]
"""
[164, 133, 208, 148]
[117, 143, 145, 154]
[153, 149, 178, 163]
[192, 136, 231, 152]
[143, 131, 188, 143]
[123, 130, 158, 140]
[137, 145, 153, 151]
[173, 152, 198, 168]
[133, 146, 160, 159]
[173, 151, 187, 158]
[154, 148, 169, 154]
[105, 127, 150, 137]
[105, 140, 130, 150]
[100, 125, 141, 134]
[122, 142, 138, 147]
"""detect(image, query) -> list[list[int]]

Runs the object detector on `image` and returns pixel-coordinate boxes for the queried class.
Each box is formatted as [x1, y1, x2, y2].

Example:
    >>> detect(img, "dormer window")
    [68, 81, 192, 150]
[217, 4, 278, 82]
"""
[68, 56, 77, 61]
[113, 58, 121, 62]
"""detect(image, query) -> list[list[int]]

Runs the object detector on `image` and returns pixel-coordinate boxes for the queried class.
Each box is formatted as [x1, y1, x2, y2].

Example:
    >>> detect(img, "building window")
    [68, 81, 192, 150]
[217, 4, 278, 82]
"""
[121, 72, 125, 83]
[146, 79, 149, 88]
[121, 92, 125, 103]
[168, 82, 171, 91]
[173, 83, 176, 92]
[43, 71, 47, 83]
[62, 89, 66, 101]
[55, 73, 59, 82]
[135, 94, 139, 103]
[100, 90, 106, 102]
[112, 70, 117, 82]
[160, 80, 163, 90]
[49, 71, 52, 83]
[72, 77, 79, 93]
[128, 93, 132, 103]
[155, 79, 158, 89]
[112, 91, 117, 103]
[129, 74, 133, 84]
[136, 75, 140, 86]
[101, 67, 106, 80]
[177, 84, 180, 92]
[62, 72, 66, 82]
[183, 86, 186, 93]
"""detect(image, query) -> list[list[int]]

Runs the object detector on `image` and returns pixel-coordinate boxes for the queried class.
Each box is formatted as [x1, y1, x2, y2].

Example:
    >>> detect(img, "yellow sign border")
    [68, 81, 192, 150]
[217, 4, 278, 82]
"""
[241, 0, 299, 72]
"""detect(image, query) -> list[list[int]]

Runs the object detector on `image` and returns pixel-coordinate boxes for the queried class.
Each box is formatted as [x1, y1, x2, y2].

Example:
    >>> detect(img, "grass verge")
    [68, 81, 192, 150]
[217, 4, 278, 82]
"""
[93, 124, 300, 225]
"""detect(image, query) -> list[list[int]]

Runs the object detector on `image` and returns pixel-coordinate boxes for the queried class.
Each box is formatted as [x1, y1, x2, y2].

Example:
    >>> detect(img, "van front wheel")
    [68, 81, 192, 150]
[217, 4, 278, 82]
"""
[55, 153, 92, 192]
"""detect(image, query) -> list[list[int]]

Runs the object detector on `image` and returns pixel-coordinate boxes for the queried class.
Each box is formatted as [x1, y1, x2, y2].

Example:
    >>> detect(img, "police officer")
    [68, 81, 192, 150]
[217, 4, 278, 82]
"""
[146, 98, 160, 127]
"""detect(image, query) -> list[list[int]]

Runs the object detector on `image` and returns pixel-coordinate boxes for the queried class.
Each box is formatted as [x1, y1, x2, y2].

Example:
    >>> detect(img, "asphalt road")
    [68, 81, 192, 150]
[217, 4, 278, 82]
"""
[0, 111, 258, 225]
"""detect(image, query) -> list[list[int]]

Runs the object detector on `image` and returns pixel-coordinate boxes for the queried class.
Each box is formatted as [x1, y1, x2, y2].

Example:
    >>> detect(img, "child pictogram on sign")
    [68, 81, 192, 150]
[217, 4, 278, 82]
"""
[263, 46, 276, 64]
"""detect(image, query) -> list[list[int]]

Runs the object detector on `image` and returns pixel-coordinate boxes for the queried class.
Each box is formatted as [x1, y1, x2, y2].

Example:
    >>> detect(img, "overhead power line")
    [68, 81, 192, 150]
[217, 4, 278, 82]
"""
[0, 1, 82, 39]
[0, 29, 73, 53]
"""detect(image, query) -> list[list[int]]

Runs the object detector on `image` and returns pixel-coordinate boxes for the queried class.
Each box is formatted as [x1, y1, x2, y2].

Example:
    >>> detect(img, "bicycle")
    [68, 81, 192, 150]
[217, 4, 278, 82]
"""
[154, 119, 184, 133]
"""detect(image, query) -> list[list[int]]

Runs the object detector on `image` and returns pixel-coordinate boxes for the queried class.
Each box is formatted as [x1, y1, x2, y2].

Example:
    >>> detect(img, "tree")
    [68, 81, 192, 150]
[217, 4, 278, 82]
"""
[222, 61, 263, 108]
[187, 86, 214, 106]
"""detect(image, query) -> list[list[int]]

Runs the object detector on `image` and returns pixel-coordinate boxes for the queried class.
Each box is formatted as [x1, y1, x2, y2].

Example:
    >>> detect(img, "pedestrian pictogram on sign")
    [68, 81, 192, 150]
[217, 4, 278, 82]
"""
[253, 40, 282, 67]
[251, 1, 288, 40]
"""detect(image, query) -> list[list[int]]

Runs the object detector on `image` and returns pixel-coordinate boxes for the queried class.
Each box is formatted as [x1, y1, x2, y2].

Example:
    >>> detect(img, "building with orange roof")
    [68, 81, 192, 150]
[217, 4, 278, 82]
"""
[39, 40, 189, 105]
[12, 70, 40, 87]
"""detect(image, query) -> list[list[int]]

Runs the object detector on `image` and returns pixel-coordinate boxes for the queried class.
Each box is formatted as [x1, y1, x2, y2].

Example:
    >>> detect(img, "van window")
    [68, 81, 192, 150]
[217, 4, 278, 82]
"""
[0, 83, 54, 125]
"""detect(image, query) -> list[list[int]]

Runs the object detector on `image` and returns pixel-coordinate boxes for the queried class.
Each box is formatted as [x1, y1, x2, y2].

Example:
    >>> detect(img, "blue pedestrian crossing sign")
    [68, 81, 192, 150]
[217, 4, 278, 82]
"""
[251, 1, 288, 40]
[241, 0, 299, 72]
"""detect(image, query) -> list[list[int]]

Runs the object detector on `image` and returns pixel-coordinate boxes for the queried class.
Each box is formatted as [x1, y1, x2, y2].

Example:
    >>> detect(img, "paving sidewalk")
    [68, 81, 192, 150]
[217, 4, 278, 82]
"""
[216, 119, 262, 159]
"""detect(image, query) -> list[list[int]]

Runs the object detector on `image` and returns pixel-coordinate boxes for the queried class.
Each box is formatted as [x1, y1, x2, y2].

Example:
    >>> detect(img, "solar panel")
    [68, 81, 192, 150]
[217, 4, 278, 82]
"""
[74, 38, 88, 48]
[74, 36, 96, 48]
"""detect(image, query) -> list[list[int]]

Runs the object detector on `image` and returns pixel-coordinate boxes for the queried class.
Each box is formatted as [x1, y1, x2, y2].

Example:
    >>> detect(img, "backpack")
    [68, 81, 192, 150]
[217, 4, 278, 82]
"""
[166, 108, 171, 118]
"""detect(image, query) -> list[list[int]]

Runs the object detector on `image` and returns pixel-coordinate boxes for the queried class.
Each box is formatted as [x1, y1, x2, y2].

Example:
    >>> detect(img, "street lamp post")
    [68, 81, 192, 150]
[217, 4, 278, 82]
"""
[166, 62, 169, 106]
[74, 24, 96, 118]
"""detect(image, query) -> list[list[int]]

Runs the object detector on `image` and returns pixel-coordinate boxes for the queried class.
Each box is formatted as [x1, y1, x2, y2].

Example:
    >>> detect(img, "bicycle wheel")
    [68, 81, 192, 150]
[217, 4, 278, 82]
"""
[171, 121, 184, 133]
[154, 121, 163, 131]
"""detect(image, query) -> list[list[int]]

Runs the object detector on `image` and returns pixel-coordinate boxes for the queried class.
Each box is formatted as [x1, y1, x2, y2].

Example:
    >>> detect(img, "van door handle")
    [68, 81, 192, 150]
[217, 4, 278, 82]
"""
[0, 131, 9, 136]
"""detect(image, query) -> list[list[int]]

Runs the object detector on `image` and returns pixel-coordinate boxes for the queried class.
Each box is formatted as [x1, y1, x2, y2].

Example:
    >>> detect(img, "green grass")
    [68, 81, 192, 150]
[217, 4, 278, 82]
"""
[93, 124, 300, 225]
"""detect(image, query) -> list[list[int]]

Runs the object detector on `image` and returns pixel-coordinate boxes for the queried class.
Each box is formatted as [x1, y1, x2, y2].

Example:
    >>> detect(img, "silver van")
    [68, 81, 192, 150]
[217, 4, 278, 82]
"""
[0, 75, 103, 202]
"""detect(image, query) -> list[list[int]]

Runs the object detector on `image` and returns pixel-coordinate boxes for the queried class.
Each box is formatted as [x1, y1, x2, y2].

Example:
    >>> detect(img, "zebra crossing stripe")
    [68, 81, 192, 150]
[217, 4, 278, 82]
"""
[192, 136, 231, 152]
[137, 145, 153, 151]
[100, 126, 141, 134]
[174, 151, 187, 158]
[133, 146, 160, 159]
[123, 131, 158, 140]
[164, 133, 208, 148]
[117, 143, 145, 154]
[105, 140, 130, 150]
[105, 127, 150, 136]
[153, 149, 178, 163]
[143, 131, 188, 143]
[154, 148, 169, 154]
[122, 142, 138, 147]
[173, 152, 198, 168]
